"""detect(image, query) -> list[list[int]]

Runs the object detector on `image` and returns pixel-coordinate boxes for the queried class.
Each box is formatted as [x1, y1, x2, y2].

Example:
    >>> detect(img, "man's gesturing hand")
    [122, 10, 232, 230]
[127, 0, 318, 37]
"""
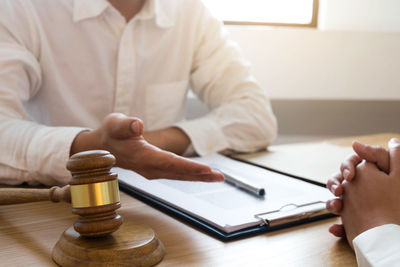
[71, 113, 224, 182]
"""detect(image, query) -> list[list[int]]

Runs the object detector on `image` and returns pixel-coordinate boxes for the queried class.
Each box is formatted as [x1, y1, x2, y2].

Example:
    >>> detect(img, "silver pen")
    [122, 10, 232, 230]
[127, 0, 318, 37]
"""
[214, 168, 266, 197]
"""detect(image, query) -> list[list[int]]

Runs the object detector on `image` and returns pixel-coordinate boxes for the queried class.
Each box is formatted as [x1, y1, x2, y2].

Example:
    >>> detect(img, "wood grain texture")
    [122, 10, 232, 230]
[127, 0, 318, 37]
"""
[328, 132, 400, 148]
[0, 186, 71, 205]
[4, 132, 393, 266]
[0, 193, 356, 267]
[67, 150, 123, 238]
[50, 150, 165, 266]
[52, 221, 164, 267]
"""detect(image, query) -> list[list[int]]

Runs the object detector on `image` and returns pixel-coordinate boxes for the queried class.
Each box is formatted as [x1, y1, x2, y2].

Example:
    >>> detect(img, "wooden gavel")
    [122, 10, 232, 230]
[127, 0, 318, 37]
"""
[0, 150, 122, 237]
[0, 184, 71, 205]
[0, 150, 164, 266]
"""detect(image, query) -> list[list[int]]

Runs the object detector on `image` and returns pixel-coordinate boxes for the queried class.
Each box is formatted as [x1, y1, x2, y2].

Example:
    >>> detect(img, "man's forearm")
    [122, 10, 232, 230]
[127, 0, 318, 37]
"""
[70, 129, 102, 156]
[143, 127, 191, 155]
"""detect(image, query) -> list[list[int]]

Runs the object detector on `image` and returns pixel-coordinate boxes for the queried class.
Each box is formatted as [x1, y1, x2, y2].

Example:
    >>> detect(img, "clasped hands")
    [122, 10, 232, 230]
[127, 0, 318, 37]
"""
[326, 138, 400, 248]
[71, 113, 224, 182]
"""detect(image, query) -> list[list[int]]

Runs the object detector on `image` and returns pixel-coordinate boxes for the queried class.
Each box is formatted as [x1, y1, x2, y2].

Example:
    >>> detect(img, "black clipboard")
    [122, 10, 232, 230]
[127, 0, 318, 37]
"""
[119, 182, 335, 242]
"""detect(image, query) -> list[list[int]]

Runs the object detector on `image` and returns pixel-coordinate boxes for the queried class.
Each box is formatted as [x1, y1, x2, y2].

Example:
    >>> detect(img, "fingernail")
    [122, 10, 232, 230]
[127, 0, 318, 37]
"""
[131, 121, 140, 134]
[331, 184, 338, 193]
[343, 169, 350, 180]
[389, 138, 400, 147]
[215, 171, 225, 182]
[207, 171, 225, 182]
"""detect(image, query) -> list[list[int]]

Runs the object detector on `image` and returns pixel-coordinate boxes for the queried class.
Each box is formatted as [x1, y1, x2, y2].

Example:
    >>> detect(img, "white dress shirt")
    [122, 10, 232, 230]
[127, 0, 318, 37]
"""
[0, 0, 277, 186]
[353, 224, 400, 267]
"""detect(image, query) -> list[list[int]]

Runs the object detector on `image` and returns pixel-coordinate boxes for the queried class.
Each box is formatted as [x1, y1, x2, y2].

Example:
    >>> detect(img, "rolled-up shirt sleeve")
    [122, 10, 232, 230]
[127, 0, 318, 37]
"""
[175, 2, 277, 156]
[0, 3, 87, 186]
[353, 224, 400, 267]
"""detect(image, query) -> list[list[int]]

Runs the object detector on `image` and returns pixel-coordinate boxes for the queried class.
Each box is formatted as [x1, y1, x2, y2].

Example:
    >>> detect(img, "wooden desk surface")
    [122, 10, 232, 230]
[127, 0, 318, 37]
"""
[0, 194, 354, 267]
[3, 133, 397, 266]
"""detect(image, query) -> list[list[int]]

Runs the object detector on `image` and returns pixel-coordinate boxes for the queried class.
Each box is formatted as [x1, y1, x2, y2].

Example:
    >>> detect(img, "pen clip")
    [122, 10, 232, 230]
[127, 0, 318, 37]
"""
[254, 201, 329, 227]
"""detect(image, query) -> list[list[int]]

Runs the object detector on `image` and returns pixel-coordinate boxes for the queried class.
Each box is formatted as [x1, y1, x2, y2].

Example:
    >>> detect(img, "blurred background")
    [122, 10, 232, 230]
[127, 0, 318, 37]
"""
[187, 0, 400, 143]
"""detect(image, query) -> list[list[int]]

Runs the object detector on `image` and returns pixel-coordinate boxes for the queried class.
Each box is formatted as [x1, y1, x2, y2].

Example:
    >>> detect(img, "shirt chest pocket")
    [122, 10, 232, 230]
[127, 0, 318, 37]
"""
[145, 80, 189, 130]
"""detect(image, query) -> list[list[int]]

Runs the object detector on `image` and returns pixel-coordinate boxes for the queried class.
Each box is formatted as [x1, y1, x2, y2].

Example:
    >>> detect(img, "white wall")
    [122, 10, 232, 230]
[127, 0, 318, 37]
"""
[319, 0, 400, 32]
[224, 0, 400, 100]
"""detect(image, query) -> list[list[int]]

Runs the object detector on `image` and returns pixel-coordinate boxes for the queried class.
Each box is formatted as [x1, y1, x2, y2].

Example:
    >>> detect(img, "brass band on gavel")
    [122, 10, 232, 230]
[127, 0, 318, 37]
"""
[70, 179, 120, 208]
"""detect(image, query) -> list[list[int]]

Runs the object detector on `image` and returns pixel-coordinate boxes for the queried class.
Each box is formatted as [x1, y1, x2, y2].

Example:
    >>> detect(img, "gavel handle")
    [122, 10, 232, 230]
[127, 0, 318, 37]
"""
[0, 185, 71, 205]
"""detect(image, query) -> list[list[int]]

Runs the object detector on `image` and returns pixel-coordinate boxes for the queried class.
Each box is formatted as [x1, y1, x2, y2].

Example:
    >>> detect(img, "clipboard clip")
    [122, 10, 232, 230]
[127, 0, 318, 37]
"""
[254, 201, 329, 227]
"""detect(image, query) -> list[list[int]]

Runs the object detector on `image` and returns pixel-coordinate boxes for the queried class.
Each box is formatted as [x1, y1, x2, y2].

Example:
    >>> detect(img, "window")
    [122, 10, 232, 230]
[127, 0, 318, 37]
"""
[202, 0, 319, 27]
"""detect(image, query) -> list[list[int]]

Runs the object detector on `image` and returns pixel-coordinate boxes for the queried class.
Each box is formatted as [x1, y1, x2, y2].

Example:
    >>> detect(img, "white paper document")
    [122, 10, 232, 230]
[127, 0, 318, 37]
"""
[117, 154, 333, 233]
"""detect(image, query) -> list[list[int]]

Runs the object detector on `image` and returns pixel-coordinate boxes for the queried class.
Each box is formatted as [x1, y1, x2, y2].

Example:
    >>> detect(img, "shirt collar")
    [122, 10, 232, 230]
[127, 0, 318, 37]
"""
[73, 0, 109, 22]
[73, 0, 174, 28]
[152, 0, 175, 28]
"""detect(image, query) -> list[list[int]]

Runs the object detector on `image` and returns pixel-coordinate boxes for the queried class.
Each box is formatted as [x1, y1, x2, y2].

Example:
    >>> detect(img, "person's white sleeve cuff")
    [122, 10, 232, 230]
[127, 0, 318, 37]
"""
[182, 143, 196, 157]
[353, 224, 400, 267]
[26, 126, 90, 186]
[174, 116, 229, 156]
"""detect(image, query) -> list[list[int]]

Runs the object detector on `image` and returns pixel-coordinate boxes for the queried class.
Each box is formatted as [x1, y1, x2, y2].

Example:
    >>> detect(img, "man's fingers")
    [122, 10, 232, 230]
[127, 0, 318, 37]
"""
[389, 138, 400, 176]
[173, 170, 225, 182]
[149, 150, 225, 182]
[154, 169, 225, 182]
[340, 154, 362, 181]
[326, 199, 343, 215]
[353, 141, 390, 173]
[105, 113, 143, 139]
[328, 224, 346, 238]
[327, 173, 344, 196]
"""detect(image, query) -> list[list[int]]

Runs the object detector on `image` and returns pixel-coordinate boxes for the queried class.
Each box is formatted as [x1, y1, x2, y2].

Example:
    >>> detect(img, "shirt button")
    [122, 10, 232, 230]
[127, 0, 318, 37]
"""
[118, 89, 127, 97]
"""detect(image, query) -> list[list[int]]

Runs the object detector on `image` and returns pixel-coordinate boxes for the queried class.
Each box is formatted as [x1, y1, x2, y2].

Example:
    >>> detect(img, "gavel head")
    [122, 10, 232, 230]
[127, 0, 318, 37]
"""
[67, 150, 123, 238]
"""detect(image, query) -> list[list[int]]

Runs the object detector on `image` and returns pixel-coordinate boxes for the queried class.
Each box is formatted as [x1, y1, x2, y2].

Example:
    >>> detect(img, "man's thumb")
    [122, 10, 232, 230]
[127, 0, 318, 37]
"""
[104, 113, 143, 139]
[352, 141, 390, 173]
[389, 138, 400, 175]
